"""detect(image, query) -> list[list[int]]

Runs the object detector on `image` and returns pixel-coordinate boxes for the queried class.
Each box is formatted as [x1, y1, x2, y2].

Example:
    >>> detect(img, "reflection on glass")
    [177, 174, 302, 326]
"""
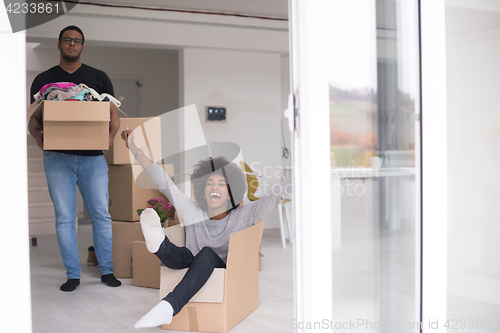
[327, 0, 420, 331]
[329, 87, 377, 168]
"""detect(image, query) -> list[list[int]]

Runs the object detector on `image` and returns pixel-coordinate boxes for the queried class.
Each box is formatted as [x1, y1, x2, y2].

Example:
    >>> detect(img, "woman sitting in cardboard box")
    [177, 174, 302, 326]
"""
[121, 128, 292, 329]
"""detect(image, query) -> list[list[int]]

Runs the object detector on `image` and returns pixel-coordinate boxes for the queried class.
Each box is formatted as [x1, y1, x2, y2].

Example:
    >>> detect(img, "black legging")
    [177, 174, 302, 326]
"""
[154, 236, 226, 315]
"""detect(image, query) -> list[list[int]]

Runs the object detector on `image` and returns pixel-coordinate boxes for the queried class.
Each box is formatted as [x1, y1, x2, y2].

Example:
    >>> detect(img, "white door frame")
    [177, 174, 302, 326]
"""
[289, 0, 333, 331]
[420, 0, 448, 331]
[0, 10, 33, 333]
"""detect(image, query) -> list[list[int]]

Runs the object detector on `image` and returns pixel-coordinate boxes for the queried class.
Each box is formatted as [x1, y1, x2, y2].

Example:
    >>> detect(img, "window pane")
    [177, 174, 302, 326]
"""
[327, 0, 420, 331]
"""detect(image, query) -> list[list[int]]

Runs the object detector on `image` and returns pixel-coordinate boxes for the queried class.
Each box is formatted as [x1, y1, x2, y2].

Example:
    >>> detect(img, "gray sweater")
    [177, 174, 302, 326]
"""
[145, 162, 292, 263]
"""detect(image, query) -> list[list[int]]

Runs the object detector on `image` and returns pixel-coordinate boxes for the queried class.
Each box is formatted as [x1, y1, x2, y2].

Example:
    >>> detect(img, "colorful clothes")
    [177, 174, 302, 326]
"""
[37, 82, 77, 97]
[45, 86, 86, 101]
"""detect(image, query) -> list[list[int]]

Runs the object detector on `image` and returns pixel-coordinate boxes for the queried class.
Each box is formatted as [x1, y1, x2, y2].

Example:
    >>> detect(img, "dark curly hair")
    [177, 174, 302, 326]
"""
[191, 157, 247, 212]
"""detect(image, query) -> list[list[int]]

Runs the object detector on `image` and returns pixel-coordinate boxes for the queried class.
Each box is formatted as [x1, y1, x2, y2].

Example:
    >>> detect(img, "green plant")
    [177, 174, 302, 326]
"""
[137, 197, 173, 228]
[376, 152, 390, 161]
[371, 147, 390, 161]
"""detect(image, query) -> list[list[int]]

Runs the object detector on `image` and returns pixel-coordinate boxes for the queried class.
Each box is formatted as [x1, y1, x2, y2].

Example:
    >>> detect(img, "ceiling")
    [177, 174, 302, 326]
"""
[91, 0, 289, 19]
[28, 1, 288, 52]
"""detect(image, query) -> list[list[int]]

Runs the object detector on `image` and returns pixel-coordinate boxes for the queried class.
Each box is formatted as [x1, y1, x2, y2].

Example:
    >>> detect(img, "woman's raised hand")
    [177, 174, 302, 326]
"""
[120, 127, 134, 149]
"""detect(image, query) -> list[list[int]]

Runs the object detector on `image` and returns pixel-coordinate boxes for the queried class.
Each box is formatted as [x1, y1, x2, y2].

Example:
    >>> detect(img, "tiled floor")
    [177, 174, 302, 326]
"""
[29, 224, 294, 333]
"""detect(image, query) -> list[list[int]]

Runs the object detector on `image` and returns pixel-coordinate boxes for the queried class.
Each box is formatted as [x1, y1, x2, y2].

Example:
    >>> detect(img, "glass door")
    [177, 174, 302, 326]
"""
[290, 0, 421, 331]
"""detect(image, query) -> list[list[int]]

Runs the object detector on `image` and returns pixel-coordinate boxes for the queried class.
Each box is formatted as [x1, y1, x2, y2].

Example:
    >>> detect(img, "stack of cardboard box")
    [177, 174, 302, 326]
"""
[104, 117, 178, 287]
[26, 101, 176, 287]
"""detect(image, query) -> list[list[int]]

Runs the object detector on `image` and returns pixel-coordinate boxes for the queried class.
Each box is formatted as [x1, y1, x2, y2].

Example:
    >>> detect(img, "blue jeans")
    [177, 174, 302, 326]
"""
[155, 237, 226, 315]
[43, 151, 113, 279]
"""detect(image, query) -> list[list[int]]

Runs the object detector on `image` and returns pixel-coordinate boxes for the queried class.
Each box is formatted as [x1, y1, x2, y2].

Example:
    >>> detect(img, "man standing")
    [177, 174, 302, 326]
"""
[29, 26, 121, 291]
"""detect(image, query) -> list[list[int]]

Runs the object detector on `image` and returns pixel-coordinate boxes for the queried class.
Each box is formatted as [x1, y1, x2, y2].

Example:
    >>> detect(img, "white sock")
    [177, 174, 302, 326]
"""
[134, 300, 174, 329]
[140, 208, 164, 253]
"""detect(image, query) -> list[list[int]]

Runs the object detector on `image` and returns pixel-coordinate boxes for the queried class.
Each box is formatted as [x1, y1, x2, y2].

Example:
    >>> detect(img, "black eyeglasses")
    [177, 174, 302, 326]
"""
[61, 37, 83, 45]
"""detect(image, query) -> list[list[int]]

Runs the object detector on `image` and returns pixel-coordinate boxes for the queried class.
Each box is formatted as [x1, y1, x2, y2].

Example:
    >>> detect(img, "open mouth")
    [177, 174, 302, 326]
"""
[210, 193, 221, 200]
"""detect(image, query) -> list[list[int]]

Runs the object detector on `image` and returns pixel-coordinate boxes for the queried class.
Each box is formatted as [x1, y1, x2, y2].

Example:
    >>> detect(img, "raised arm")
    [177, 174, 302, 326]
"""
[121, 128, 152, 169]
[239, 178, 293, 223]
[121, 129, 197, 215]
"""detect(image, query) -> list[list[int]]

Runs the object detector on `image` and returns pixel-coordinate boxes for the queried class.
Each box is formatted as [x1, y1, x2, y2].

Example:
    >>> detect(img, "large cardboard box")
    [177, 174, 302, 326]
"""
[160, 221, 265, 333]
[27, 100, 110, 150]
[108, 164, 174, 221]
[167, 211, 180, 227]
[111, 221, 144, 278]
[104, 117, 161, 165]
[132, 240, 161, 289]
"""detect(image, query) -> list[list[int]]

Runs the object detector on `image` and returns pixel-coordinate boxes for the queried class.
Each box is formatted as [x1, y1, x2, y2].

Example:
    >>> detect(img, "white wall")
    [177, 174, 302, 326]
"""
[180, 48, 284, 228]
[26, 43, 179, 116]
[446, 4, 500, 308]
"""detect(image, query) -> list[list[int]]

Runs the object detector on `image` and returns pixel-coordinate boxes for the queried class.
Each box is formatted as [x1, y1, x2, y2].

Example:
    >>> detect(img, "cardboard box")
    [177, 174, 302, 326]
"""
[111, 221, 144, 278]
[27, 100, 110, 150]
[167, 211, 180, 227]
[132, 240, 161, 289]
[259, 250, 264, 271]
[104, 117, 162, 165]
[160, 221, 265, 333]
[160, 265, 225, 302]
[108, 164, 174, 221]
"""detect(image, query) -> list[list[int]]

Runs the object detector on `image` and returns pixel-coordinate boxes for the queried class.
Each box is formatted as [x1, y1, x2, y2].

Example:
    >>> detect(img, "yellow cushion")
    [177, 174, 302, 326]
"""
[241, 162, 260, 201]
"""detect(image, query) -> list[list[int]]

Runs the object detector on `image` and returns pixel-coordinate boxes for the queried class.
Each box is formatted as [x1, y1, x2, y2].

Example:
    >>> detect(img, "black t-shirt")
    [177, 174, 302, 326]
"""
[30, 64, 114, 156]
